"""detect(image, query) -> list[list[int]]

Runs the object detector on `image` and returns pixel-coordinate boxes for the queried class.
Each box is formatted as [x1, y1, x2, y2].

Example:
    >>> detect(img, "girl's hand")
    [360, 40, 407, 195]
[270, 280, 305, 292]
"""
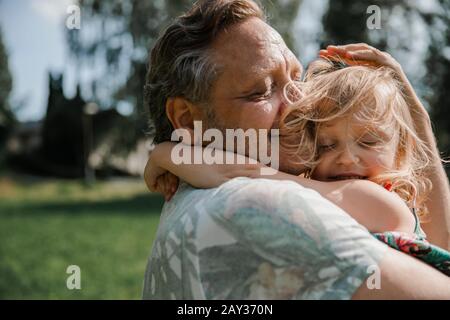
[319, 43, 429, 118]
[155, 172, 179, 202]
[144, 151, 168, 192]
[319, 43, 402, 73]
[170, 146, 265, 189]
[144, 152, 179, 201]
[144, 141, 266, 193]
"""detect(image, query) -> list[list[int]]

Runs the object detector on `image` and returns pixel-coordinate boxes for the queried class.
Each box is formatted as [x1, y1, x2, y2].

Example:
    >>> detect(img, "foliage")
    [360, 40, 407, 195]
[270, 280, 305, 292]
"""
[424, 0, 450, 174]
[0, 28, 14, 166]
[65, 0, 302, 138]
[0, 29, 13, 127]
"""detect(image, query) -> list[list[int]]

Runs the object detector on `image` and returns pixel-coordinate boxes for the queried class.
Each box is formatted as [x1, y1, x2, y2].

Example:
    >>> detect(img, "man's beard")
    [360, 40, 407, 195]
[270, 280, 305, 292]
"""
[202, 107, 307, 175]
[204, 107, 227, 136]
[203, 107, 262, 156]
[203, 108, 274, 167]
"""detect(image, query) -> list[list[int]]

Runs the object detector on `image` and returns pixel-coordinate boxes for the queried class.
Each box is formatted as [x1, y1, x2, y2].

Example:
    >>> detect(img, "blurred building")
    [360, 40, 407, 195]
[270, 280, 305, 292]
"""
[6, 72, 149, 178]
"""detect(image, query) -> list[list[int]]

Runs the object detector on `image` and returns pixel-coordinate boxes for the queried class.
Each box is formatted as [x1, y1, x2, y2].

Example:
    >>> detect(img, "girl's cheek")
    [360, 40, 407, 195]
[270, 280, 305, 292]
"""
[313, 156, 332, 179]
[373, 152, 396, 171]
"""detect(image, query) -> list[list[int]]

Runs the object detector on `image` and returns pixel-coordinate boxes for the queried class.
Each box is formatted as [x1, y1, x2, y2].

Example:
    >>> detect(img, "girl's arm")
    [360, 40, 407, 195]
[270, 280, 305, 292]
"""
[322, 44, 450, 249]
[247, 170, 415, 234]
[393, 69, 450, 249]
[145, 142, 415, 234]
[144, 141, 263, 195]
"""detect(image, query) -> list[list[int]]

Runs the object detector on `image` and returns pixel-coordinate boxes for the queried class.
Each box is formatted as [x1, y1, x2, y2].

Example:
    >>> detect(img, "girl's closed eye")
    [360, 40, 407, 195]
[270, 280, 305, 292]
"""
[318, 138, 336, 152]
[358, 139, 380, 148]
[319, 143, 335, 150]
[357, 132, 387, 148]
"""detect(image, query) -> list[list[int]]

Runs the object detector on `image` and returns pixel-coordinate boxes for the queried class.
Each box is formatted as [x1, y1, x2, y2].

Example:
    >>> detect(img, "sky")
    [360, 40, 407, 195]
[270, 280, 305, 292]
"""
[0, 0, 77, 122]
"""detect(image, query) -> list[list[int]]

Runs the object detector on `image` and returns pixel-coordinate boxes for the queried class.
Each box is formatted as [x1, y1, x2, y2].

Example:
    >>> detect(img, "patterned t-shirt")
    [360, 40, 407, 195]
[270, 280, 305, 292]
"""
[142, 177, 388, 299]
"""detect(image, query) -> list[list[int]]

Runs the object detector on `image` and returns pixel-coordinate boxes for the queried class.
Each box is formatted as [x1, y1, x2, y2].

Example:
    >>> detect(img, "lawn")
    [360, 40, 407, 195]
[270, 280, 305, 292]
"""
[0, 175, 164, 299]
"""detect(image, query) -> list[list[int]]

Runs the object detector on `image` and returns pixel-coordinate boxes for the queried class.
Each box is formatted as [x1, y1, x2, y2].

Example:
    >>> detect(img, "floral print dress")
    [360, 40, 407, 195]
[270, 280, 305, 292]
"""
[372, 208, 450, 276]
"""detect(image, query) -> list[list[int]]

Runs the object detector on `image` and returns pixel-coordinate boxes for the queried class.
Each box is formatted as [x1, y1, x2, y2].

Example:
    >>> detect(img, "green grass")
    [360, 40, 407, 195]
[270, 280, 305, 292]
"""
[0, 175, 164, 299]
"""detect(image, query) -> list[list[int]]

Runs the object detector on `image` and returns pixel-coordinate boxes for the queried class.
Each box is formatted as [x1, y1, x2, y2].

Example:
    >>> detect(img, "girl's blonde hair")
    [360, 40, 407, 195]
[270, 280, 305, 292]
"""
[280, 58, 432, 218]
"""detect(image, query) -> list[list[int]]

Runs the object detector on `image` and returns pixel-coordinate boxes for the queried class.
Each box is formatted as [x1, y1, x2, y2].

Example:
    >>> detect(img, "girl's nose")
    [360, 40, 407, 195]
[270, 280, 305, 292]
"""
[337, 146, 360, 166]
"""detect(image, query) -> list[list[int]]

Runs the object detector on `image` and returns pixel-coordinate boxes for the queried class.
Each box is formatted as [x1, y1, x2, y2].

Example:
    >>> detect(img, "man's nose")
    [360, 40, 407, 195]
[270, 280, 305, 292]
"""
[278, 99, 288, 116]
[283, 80, 303, 105]
[278, 80, 304, 117]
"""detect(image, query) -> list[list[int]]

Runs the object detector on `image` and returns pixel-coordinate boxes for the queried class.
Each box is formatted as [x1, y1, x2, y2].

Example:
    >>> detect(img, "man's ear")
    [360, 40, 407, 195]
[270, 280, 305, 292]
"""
[166, 97, 202, 133]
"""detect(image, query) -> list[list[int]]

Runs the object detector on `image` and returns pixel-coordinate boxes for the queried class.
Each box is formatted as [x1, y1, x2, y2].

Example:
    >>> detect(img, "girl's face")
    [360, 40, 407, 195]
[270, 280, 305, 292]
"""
[311, 117, 398, 182]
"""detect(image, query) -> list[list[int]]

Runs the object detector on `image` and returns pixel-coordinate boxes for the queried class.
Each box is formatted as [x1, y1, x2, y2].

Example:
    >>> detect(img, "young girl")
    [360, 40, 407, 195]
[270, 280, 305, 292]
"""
[144, 50, 450, 275]
[285, 57, 431, 218]
[280, 58, 449, 276]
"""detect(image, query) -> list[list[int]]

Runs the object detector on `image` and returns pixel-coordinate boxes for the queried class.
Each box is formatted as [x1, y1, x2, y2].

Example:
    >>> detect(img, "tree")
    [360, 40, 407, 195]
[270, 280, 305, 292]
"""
[66, 0, 192, 152]
[66, 0, 303, 149]
[0, 27, 14, 164]
[424, 0, 450, 175]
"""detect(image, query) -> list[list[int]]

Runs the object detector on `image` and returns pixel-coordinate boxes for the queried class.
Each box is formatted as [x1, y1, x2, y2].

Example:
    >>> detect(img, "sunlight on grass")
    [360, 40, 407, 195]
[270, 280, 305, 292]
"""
[0, 175, 164, 299]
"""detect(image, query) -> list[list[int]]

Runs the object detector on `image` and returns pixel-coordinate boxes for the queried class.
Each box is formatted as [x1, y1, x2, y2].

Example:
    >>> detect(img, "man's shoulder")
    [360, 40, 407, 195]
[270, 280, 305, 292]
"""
[171, 177, 313, 215]
[221, 176, 304, 190]
[193, 176, 307, 199]
[171, 176, 331, 222]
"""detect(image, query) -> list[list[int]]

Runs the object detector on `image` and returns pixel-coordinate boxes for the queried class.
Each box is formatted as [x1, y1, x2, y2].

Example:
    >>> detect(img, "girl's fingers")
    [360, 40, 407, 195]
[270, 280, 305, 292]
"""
[327, 43, 373, 52]
[165, 174, 179, 201]
[162, 173, 171, 201]
[321, 45, 400, 71]
[327, 44, 383, 59]
[144, 171, 156, 192]
[320, 48, 352, 60]
[168, 174, 179, 193]
[163, 172, 176, 201]
[320, 48, 381, 67]
[156, 183, 165, 198]
[346, 49, 376, 59]
[148, 174, 159, 193]
[155, 175, 168, 199]
[346, 50, 383, 66]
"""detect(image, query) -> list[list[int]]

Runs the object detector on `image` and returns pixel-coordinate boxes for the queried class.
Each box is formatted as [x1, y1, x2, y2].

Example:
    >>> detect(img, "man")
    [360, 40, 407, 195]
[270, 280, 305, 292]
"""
[142, 0, 450, 299]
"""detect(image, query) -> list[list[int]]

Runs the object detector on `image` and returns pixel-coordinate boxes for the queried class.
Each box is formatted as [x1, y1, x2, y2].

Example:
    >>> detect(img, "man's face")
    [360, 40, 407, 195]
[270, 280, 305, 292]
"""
[205, 18, 304, 174]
